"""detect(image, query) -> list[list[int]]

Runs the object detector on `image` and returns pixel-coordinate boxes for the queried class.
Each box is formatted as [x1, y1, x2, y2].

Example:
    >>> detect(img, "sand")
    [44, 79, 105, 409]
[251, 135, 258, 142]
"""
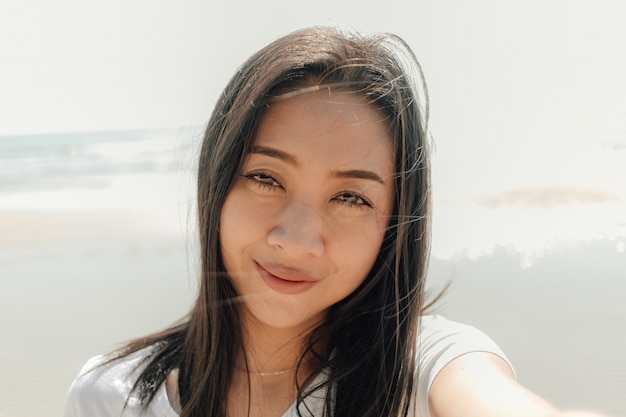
[0, 210, 196, 417]
[430, 242, 626, 414]
[1, 209, 624, 416]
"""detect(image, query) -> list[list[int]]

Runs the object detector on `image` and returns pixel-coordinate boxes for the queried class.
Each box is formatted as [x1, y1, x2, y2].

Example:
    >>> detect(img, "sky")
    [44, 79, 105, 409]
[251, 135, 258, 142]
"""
[1, 0, 624, 136]
[2, 0, 625, 220]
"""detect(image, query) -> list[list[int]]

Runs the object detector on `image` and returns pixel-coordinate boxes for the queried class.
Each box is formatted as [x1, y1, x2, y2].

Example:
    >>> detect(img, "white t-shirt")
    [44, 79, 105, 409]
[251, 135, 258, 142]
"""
[63, 315, 512, 417]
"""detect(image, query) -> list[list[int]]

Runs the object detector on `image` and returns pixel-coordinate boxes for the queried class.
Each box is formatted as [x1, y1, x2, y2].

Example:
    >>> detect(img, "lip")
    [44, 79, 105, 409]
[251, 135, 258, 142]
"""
[255, 262, 319, 295]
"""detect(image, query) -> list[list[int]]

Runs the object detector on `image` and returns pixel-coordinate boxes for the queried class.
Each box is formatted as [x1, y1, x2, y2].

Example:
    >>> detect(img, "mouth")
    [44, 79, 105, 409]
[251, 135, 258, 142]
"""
[255, 262, 319, 295]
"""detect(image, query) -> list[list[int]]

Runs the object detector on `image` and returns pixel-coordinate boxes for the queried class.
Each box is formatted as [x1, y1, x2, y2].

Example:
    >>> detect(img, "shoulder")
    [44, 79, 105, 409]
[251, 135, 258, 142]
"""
[417, 315, 513, 383]
[418, 315, 508, 355]
[63, 347, 175, 417]
[413, 315, 513, 416]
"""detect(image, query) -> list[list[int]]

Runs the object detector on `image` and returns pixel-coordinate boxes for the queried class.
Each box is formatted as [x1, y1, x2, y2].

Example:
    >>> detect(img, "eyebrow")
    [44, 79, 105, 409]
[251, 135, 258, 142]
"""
[331, 169, 385, 184]
[250, 145, 386, 184]
[251, 146, 297, 165]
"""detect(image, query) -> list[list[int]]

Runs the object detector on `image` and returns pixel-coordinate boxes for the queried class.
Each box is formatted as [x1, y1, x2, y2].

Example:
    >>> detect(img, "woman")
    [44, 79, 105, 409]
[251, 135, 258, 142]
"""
[64, 27, 608, 417]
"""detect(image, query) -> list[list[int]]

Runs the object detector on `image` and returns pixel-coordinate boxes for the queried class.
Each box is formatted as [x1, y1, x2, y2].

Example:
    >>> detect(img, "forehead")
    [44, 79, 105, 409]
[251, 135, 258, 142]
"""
[253, 90, 394, 169]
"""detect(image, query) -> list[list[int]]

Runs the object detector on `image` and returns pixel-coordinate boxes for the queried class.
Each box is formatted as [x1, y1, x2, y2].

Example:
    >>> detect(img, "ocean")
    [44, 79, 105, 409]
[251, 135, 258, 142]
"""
[0, 128, 200, 211]
[0, 129, 624, 416]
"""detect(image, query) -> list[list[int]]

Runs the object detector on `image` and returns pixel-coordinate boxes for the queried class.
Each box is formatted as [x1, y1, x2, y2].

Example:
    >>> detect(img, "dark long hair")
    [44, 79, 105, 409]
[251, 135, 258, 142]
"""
[113, 26, 431, 417]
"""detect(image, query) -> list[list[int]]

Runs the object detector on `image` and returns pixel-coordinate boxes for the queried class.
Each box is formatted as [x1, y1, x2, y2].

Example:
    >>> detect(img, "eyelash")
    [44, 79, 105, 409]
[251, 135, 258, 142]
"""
[333, 191, 373, 210]
[242, 171, 374, 210]
[242, 172, 282, 191]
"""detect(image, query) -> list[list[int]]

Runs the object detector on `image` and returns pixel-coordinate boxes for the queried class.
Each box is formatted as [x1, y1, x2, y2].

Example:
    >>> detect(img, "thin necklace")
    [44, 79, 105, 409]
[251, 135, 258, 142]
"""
[236, 366, 297, 377]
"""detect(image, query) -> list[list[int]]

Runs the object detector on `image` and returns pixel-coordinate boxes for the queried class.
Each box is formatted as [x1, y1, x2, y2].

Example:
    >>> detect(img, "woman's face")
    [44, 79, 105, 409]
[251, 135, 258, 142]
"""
[220, 89, 394, 334]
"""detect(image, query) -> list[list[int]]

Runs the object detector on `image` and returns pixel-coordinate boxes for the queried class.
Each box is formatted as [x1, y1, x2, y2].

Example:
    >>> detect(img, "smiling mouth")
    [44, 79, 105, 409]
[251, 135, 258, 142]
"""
[255, 262, 318, 295]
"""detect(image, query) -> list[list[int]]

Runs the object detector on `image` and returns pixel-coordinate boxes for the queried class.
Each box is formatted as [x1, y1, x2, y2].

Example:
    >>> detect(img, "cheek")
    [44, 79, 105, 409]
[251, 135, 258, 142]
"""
[220, 193, 241, 236]
[330, 218, 388, 279]
[219, 192, 250, 265]
[219, 189, 272, 259]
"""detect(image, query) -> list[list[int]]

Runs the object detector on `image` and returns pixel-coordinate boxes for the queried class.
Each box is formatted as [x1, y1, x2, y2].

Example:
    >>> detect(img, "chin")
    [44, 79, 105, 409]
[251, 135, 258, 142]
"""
[245, 305, 326, 333]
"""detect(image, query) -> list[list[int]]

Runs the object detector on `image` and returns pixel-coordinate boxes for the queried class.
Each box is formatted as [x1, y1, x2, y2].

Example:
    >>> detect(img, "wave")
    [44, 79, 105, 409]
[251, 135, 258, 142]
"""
[0, 127, 199, 192]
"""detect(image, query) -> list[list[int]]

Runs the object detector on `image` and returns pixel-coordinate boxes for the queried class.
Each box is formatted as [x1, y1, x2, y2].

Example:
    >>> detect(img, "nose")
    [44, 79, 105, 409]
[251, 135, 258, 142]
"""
[267, 200, 325, 258]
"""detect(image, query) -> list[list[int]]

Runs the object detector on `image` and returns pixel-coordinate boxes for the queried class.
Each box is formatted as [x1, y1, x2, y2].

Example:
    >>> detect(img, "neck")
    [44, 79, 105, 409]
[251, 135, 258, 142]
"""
[237, 311, 323, 376]
[227, 314, 328, 417]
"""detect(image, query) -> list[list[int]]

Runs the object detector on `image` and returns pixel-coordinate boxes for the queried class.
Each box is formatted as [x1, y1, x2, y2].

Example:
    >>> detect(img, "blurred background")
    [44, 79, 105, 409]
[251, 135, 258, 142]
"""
[1, 1, 625, 416]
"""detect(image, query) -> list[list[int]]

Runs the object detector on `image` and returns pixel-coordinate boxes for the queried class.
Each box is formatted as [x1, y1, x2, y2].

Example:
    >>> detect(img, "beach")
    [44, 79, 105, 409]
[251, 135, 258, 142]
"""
[431, 244, 626, 413]
[1, 208, 624, 416]
[0, 210, 196, 417]
[0, 130, 624, 416]
[3, 0, 626, 414]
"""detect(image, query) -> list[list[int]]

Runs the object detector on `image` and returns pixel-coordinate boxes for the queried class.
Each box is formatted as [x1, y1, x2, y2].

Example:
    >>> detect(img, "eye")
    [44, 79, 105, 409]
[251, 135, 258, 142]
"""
[242, 171, 282, 191]
[333, 192, 373, 210]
